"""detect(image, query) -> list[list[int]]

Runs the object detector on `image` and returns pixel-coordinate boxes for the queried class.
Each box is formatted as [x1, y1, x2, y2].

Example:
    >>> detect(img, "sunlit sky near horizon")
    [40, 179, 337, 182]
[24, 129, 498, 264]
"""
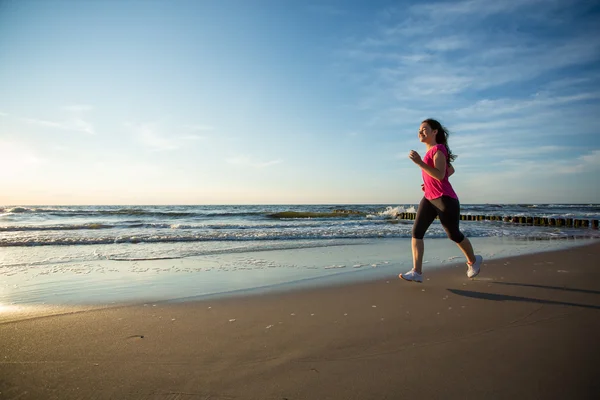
[1, 0, 599, 205]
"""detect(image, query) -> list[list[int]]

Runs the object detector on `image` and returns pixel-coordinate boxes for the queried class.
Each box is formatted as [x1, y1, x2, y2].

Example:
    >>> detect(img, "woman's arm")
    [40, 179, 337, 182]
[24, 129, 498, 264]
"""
[448, 163, 455, 177]
[409, 150, 447, 181]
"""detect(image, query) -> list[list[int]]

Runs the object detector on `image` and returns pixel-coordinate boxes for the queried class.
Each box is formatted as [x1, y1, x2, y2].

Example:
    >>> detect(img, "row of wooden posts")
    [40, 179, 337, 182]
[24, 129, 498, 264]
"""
[397, 213, 599, 229]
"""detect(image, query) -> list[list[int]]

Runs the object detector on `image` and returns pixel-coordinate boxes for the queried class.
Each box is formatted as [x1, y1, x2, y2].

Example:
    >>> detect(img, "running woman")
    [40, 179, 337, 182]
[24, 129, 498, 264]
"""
[400, 119, 482, 283]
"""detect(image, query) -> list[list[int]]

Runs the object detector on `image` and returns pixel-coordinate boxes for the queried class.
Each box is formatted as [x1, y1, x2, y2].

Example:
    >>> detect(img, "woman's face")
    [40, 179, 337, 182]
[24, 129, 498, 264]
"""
[418, 122, 437, 144]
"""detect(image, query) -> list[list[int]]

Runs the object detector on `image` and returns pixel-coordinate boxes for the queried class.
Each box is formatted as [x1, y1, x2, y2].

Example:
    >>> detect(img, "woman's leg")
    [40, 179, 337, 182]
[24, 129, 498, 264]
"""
[411, 237, 425, 274]
[456, 237, 476, 265]
[432, 196, 476, 264]
[410, 198, 437, 274]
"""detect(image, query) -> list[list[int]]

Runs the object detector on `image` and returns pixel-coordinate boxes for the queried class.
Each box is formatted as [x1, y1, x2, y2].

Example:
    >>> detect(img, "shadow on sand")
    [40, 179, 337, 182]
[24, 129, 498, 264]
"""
[491, 282, 600, 295]
[447, 289, 600, 310]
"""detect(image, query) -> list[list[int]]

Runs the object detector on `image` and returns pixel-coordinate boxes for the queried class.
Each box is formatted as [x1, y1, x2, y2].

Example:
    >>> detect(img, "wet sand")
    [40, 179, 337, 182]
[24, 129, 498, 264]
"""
[1, 242, 599, 399]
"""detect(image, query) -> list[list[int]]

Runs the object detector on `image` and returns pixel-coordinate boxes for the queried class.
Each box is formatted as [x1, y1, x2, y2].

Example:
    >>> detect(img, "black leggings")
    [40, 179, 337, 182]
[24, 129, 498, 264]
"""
[412, 196, 465, 243]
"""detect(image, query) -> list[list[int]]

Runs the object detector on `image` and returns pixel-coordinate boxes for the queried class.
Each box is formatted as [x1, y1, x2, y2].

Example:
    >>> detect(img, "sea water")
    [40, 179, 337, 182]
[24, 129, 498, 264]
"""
[1, 204, 598, 305]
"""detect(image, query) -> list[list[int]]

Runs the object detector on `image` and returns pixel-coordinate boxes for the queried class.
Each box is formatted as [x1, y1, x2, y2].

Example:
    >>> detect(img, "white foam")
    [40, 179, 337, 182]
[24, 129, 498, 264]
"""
[324, 265, 346, 269]
[366, 205, 407, 219]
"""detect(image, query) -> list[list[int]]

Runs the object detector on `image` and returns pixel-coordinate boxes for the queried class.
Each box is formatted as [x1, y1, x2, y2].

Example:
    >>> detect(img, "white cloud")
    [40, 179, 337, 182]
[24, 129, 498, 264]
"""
[18, 104, 95, 135]
[580, 150, 600, 165]
[541, 75, 600, 92]
[183, 124, 214, 140]
[556, 149, 600, 174]
[127, 121, 219, 150]
[185, 124, 215, 132]
[22, 116, 95, 135]
[477, 149, 600, 175]
[62, 104, 93, 112]
[452, 92, 600, 120]
[453, 148, 600, 202]
[225, 155, 283, 168]
[181, 134, 207, 141]
[68, 118, 95, 135]
[410, 0, 545, 18]
[423, 36, 470, 51]
[342, 2, 600, 201]
[127, 123, 179, 151]
[493, 145, 564, 159]
[339, 0, 600, 121]
[1, 105, 95, 136]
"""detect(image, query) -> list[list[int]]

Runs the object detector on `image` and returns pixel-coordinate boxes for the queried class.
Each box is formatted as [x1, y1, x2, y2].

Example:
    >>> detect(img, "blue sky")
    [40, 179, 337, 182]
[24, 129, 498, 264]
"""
[1, 0, 599, 205]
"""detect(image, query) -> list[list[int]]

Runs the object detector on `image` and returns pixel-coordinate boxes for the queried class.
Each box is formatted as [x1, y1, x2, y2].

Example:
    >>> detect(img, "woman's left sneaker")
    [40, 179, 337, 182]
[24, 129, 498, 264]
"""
[467, 255, 483, 278]
[399, 270, 423, 283]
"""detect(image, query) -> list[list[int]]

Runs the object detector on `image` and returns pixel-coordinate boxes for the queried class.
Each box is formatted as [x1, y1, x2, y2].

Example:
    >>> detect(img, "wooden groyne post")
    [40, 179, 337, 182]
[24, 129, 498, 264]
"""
[400, 213, 598, 229]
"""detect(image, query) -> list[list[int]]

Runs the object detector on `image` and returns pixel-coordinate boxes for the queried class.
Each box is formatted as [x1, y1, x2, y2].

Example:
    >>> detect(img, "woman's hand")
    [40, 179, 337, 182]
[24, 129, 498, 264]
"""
[409, 150, 422, 165]
[411, 149, 447, 181]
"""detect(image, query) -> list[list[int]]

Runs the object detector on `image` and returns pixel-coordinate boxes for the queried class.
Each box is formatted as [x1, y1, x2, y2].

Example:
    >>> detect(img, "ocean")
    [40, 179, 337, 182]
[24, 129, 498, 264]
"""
[1, 204, 599, 305]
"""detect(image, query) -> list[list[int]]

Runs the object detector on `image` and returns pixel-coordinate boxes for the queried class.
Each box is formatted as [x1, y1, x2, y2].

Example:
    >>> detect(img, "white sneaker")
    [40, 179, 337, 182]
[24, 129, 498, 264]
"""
[467, 255, 483, 278]
[399, 270, 423, 283]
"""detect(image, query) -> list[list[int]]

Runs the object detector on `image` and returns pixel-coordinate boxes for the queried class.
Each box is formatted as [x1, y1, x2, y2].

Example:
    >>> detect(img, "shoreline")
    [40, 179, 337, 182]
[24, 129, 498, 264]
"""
[1, 237, 598, 311]
[1, 241, 599, 399]
[1, 239, 598, 318]
[1, 236, 598, 309]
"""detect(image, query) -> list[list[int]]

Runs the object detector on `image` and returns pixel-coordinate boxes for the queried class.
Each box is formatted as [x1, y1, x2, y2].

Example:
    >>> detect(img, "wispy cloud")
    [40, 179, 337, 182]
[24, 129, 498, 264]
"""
[555, 149, 600, 174]
[452, 92, 600, 119]
[185, 124, 215, 132]
[22, 116, 95, 135]
[16, 105, 95, 135]
[477, 148, 600, 175]
[335, 0, 600, 202]
[127, 122, 215, 150]
[180, 134, 206, 141]
[451, 147, 600, 202]
[62, 104, 94, 112]
[409, 0, 545, 18]
[423, 36, 470, 52]
[340, 0, 600, 115]
[127, 123, 179, 151]
[225, 155, 283, 168]
[179, 124, 214, 141]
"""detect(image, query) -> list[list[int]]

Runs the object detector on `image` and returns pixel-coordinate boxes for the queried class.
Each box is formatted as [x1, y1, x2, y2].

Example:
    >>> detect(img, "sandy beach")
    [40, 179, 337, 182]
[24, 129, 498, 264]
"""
[3, 0, 600, 397]
[1, 241, 599, 400]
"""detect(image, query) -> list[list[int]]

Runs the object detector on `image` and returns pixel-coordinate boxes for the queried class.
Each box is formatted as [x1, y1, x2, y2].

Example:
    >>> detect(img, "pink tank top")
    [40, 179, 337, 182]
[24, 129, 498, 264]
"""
[422, 144, 458, 200]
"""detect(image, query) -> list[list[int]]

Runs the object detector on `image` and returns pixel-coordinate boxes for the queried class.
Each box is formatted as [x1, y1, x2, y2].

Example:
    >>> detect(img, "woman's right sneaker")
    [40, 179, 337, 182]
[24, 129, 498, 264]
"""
[467, 255, 483, 278]
[399, 270, 423, 283]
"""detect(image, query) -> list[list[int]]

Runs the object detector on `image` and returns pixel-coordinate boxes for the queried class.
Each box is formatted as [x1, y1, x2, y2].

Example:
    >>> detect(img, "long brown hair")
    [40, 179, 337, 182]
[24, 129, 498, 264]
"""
[422, 118, 456, 164]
